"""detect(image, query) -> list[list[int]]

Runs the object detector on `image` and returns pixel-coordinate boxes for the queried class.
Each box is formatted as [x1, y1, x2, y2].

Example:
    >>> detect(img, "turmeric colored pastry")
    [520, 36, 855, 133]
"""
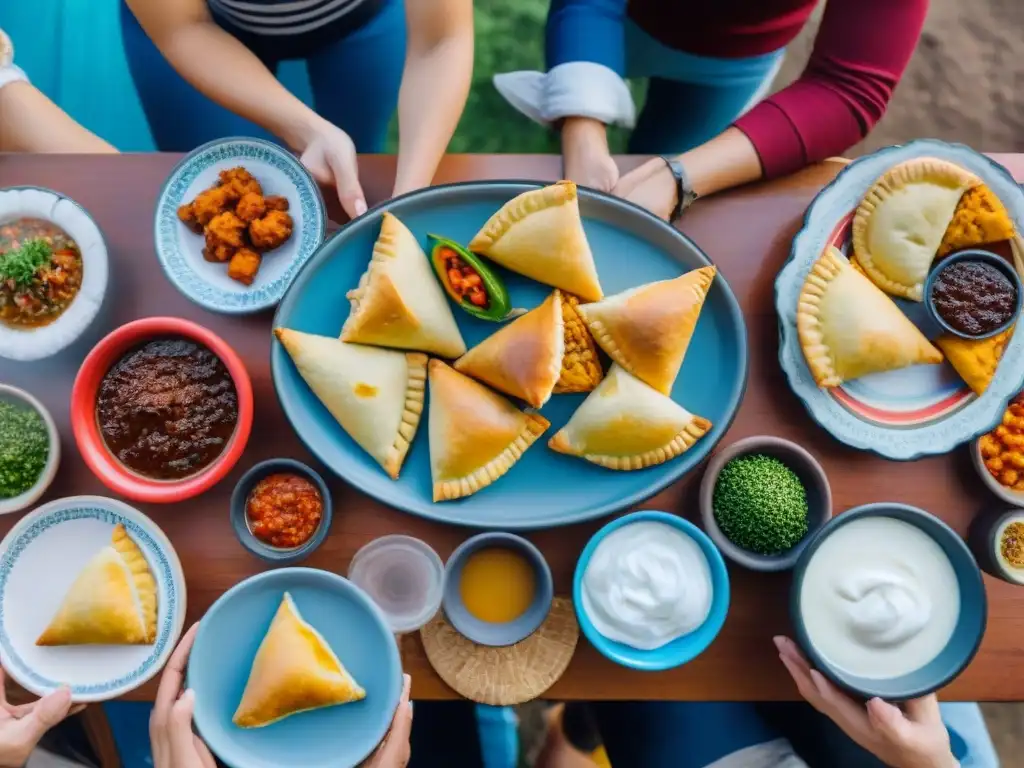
[554, 292, 603, 394]
[249, 210, 294, 251]
[37, 524, 157, 646]
[235, 192, 267, 223]
[228, 248, 262, 285]
[937, 184, 1016, 258]
[935, 327, 1013, 395]
[206, 211, 247, 249]
[233, 593, 365, 728]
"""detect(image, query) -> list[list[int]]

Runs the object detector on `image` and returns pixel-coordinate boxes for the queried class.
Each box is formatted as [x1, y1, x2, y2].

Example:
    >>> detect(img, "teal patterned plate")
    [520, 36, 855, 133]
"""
[0, 496, 186, 702]
[154, 137, 326, 314]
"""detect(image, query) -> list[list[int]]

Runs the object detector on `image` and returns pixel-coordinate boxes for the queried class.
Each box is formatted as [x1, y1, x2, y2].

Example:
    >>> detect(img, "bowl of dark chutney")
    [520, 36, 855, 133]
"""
[925, 250, 1022, 340]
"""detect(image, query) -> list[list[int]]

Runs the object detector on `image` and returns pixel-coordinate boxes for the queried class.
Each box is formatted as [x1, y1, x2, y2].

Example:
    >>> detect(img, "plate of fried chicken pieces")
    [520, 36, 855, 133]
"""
[154, 137, 326, 315]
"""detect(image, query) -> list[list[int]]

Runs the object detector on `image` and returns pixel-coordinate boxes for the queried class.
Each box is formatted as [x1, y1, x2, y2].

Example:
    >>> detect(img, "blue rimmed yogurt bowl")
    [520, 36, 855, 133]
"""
[573, 510, 730, 671]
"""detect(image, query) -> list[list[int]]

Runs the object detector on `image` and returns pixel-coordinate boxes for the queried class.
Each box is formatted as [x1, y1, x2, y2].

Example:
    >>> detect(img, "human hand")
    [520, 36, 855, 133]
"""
[151, 623, 215, 768]
[775, 636, 958, 768]
[0, 667, 82, 768]
[297, 118, 368, 220]
[561, 117, 619, 193]
[612, 157, 678, 221]
[362, 673, 413, 768]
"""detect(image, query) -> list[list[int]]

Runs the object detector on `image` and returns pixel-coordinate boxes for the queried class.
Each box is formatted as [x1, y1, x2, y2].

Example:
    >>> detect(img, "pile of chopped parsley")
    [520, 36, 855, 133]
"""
[713, 453, 809, 555]
[0, 239, 53, 287]
[0, 401, 49, 498]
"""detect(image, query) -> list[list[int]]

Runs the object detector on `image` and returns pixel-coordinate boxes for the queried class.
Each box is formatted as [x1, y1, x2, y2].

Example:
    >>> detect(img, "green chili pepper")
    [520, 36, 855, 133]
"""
[427, 235, 519, 322]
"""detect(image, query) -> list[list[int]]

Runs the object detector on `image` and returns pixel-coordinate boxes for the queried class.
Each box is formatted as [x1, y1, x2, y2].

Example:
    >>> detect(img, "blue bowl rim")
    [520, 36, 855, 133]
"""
[229, 458, 333, 562]
[442, 531, 554, 647]
[923, 249, 1023, 340]
[789, 502, 988, 700]
[185, 566, 402, 768]
[270, 179, 750, 530]
[572, 510, 731, 671]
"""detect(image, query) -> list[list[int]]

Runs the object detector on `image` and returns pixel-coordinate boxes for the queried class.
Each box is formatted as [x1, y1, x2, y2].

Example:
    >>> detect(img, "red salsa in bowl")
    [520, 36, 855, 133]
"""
[246, 472, 324, 548]
[0, 218, 84, 328]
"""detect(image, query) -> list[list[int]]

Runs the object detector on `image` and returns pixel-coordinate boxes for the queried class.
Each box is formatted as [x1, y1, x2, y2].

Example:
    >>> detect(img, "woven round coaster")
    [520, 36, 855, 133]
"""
[420, 597, 579, 706]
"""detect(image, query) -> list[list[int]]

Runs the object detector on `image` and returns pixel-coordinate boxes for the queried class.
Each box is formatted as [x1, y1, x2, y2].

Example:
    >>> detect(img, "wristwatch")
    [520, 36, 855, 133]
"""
[661, 156, 698, 222]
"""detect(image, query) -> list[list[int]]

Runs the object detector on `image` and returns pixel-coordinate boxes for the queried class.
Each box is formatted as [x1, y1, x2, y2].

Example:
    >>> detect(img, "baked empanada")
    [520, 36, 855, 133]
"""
[548, 365, 711, 470]
[275, 328, 426, 480]
[852, 158, 980, 300]
[453, 290, 564, 408]
[37, 524, 156, 646]
[468, 181, 603, 302]
[936, 327, 1013, 395]
[797, 247, 943, 388]
[428, 360, 549, 502]
[578, 266, 715, 395]
[937, 183, 1016, 258]
[341, 212, 466, 358]
[233, 593, 365, 729]
[554, 292, 604, 394]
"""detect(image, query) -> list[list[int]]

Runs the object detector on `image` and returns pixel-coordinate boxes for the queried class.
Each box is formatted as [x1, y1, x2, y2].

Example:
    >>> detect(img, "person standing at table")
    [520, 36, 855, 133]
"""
[493, 0, 928, 222]
[0, 27, 117, 153]
[121, 0, 473, 218]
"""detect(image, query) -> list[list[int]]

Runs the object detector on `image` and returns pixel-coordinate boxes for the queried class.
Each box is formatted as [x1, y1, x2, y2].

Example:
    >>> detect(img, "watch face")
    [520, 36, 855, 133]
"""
[0, 28, 12, 69]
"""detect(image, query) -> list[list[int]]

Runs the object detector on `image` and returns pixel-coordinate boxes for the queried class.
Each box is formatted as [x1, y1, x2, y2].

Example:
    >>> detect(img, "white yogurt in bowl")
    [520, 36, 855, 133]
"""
[581, 520, 713, 651]
[799, 515, 960, 680]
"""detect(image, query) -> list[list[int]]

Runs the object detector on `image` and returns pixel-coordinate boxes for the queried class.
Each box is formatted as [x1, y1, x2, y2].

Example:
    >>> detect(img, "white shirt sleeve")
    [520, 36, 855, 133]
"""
[0, 27, 29, 91]
[493, 62, 636, 128]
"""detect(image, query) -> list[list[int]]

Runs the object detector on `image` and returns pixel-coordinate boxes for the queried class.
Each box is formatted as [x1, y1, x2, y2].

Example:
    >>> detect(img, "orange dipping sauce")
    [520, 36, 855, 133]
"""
[246, 473, 323, 548]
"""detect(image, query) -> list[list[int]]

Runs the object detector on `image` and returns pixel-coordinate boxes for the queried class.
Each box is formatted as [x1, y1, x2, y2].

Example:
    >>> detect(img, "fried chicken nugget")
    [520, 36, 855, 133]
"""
[235, 192, 266, 223]
[249, 210, 293, 251]
[206, 211, 247, 249]
[219, 167, 262, 199]
[263, 195, 290, 212]
[177, 203, 203, 234]
[227, 247, 262, 286]
[192, 186, 235, 226]
[203, 242, 236, 263]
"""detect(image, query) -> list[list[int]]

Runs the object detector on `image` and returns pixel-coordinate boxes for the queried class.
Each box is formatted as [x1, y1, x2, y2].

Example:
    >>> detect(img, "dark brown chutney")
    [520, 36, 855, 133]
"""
[96, 338, 238, 480]
[931, 260, 1018, 337]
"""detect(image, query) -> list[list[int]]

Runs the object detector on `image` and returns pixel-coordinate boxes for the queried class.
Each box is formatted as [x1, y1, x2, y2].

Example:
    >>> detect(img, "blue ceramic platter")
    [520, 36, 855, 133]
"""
[154, 137, 326, 314]
[777, 140, 1024, 459]
[0, 496, 186, 702]
[188, 568, 402, 768]
[272, 182, 748, 529]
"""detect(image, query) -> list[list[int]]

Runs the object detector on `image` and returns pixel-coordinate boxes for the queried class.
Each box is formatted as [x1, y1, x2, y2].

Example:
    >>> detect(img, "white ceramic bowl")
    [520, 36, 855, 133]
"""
[0, 385, 60, 515]
[971, 436, 1024, 506]
[0, 187, 108, 361]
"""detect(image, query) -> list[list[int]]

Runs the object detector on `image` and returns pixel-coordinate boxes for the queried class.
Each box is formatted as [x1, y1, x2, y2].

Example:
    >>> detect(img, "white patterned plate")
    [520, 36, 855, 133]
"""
[0, 496, 186, 702]
[154, 137, 326, 314]
[777, 140, 1024, 459]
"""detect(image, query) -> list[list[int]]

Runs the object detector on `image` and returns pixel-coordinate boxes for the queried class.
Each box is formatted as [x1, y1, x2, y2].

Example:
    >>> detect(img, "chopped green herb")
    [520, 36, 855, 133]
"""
[0, 401, 49, 499]
[713, 453, 809, 556]
[0, 239, 53, 287]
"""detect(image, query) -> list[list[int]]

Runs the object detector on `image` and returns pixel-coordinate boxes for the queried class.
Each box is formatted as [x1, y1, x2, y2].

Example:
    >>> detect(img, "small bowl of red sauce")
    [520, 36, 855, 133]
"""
[230, 458, 332, 564]
[925, 250, 1023, 340]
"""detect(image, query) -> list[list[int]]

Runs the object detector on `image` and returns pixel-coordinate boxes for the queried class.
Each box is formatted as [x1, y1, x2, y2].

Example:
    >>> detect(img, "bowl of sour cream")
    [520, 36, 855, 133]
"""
[573, 510, 730, 671]
[792, 503, 987, 701]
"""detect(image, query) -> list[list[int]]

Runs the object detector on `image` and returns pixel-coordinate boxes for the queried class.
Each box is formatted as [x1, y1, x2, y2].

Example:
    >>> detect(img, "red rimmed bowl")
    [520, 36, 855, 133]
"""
[71, 317, 253, 503]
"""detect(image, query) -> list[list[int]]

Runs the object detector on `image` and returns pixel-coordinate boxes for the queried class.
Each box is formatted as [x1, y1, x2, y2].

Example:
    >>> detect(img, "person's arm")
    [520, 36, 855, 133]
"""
[392, 0, 473, 196]
[0, 80, 117, 153]
[125, 0, 366, 216]
[615, 0, 929, 218]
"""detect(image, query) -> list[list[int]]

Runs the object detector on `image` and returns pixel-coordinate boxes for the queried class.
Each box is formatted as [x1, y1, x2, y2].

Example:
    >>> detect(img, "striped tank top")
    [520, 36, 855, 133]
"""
[207, 0, 376, 37]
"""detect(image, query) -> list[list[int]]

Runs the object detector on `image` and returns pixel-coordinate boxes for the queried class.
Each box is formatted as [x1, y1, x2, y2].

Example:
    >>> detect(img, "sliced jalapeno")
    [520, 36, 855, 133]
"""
[428, 234, 518, 322]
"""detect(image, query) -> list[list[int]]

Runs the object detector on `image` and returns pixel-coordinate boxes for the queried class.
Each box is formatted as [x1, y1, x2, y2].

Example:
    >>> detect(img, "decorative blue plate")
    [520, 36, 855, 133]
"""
[154, 137, 326, 314]
[272, 182, 748, 529]
[777, 140, 1024, 459]
[187, 568, 402, 768]
[0, 496, 186, 702]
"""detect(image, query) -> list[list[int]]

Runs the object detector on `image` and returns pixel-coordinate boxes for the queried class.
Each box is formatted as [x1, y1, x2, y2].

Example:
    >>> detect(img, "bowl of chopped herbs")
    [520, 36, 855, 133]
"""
[0, 384, 60, 514]
[699, 436, 831, 571]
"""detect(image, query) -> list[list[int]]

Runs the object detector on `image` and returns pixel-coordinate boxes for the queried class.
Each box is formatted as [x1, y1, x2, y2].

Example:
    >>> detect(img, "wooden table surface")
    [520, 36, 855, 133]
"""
[2, 152, 1024, 703]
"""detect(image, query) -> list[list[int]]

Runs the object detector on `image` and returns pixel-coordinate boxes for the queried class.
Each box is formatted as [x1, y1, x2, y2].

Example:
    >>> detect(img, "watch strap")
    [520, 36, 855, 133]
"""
[661, 156, 697, 222]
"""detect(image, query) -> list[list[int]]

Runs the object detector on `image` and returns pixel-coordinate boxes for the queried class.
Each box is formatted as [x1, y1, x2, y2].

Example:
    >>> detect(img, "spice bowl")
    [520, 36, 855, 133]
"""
[0, 385, 60, 515]
[230, 458, 332, 565]
[923, 250, 1023, 340]
[699, 436, 832, 572]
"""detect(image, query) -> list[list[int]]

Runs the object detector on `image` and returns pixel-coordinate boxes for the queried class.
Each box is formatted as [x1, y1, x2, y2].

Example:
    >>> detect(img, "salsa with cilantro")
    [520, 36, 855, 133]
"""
[0, 400, 49, 499]
[0, 218, 83, 328]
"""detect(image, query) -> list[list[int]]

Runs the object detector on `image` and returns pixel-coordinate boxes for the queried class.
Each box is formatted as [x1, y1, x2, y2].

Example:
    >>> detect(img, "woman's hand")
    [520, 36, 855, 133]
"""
[0, 667, 81, 768]
[362, 673, 413, 768]
[151, 623, 215, 768]
[612, 157, 677, 221]
[775, 636, 958, 768]
[297, 117, 368, 221]
[561, 117, 619, 193]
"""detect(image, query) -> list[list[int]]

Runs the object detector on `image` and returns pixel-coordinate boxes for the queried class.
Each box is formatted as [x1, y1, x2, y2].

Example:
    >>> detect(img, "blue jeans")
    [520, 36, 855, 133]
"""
[118, 0, 405, 152]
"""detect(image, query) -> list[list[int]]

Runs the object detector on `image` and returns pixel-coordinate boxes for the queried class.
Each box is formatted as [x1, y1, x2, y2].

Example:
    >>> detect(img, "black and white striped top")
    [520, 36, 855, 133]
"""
[207, 0, 373, 36]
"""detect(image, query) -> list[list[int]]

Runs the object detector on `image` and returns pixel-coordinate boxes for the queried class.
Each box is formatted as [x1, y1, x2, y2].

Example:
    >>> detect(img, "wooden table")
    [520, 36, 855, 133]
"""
[2, 153, 1024, 704]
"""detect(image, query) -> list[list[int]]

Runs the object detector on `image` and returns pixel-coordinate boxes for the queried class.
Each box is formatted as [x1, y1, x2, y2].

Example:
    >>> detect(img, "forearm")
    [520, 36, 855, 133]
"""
[0, 82, 116, 153]
[676, 127, 763, 197]
[394, 35, 473, 195]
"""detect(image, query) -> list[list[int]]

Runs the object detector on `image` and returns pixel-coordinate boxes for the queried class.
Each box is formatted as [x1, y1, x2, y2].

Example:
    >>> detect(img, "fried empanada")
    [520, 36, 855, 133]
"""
[936, 327, 1013, 395]
[937, 183, 1016, 258]
[554, 292, 604, 394]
